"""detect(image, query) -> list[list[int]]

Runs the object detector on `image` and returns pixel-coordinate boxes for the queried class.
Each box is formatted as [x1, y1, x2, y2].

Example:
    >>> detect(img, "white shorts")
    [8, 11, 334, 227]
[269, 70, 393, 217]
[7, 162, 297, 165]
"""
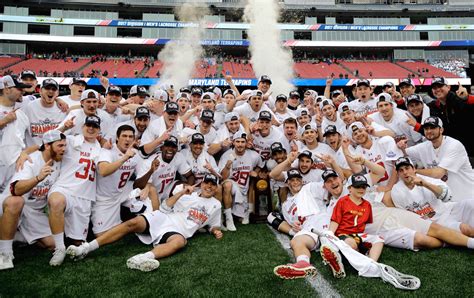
[437, 199, 474, 231]
[293, 214, 332, 251]
[380, 207, 431, 235]
[293, 230, 320, 251]
[379, 228, 417, 251]
[135, 210, 179, 246]
[0, 164, 14, 194]
[51, 191, 92, 241]
[229, 180, 248, 218]
[18, 205, 51, 244]
[92, 191, 152, 235]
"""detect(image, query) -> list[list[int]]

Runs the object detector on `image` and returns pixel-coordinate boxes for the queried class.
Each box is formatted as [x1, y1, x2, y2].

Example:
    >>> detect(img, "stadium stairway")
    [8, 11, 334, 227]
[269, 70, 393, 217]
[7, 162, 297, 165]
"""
[336, 62, 357, 78]
[393, 61, 418, 76]
[0, 57, 24, 70]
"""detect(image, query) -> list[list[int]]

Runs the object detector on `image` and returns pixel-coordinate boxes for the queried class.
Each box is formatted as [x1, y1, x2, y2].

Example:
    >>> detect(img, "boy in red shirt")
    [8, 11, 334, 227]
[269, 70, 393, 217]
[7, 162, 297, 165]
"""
[330, 174, 384, 261]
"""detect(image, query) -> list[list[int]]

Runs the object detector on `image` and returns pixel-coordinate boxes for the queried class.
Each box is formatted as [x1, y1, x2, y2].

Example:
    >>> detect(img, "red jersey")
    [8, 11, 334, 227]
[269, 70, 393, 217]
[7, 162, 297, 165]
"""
[331, 195, 373, 236]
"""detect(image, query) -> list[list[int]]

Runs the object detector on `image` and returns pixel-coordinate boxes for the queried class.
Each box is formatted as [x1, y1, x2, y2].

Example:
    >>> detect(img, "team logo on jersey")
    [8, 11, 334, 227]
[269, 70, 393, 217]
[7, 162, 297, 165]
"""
[187, 206, 209, 225]
[30, 180, 53, 200]
[410, 202, 436, 219]
[30, 119, 60, 137]
[386, 151, 396, 158]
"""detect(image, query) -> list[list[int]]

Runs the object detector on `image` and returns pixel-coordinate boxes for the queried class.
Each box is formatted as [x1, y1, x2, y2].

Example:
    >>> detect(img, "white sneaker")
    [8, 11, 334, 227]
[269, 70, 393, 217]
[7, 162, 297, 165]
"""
[0, 253, 14, 270]
[242, 212, 250, 225]
[66, 243, 90, 261]
[126, 253, 160, 272]
[49, 248, 66, 266]
[378, 263, 421, 290]
[226, 218, 237, 231]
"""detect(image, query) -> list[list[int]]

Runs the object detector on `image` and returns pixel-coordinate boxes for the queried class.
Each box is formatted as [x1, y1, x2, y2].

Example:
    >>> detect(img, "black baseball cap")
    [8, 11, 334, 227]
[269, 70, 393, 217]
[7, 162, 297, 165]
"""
[270, 142, 286, 155]
[422, 116, 443, 129]
[383, 82, 394, 89]
[405, 94, 423, 105]
[331, 90, 342, 98]
[191, 87, 203, 96]
[286, 168, 303, 181]
[163, 135, 179, 148]
[395, 157, 414, 170]
[323, 125, 339, 137]
[322, 169, 338, 182]
[275, 94, 287, 102]
[41, 78, 59, 89]
[203, 173, 218, 185]
[20, 70, 36, 80]
[200, 109, 214, 122]
[84, 115, 101, 128]
[348, 174, 370, 188]
[71, 77, 87, 86]
[191, 132, 205, 144]
[223, 89, 236, 97]
[356, 79, 370, 87]
[258, 111, 272, 121]
[289, 91, 300, 98]
[135, 106, 150, 119]
[107, 85, 122, 95]
[399, 78, 414, 88]
[180, 87, 191, 93]
[431, 77, 447, 87]
[165, 102, 179, 114]
[259, 75, 272, 84]
[298, 150, 313, 161]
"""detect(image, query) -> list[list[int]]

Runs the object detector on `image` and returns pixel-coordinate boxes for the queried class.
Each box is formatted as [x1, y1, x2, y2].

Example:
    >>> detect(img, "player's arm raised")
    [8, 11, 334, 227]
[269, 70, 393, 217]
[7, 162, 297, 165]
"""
[269, 151, 296, 181]
[98, 147, 136, 177]
[161, 184, 195, 213]
[133, 156, 160, 189]
[11, 160, 53, 196]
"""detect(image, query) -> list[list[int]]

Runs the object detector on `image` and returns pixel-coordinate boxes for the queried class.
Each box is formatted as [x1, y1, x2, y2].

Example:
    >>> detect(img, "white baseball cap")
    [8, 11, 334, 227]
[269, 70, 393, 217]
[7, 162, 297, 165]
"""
[151, 89, 168, 102]
[80, 89, 100, 101]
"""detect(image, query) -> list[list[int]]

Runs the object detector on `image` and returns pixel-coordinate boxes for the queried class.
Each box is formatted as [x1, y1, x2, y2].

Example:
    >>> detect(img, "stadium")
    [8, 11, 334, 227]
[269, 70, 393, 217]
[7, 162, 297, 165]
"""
[0, 0, 473, 296]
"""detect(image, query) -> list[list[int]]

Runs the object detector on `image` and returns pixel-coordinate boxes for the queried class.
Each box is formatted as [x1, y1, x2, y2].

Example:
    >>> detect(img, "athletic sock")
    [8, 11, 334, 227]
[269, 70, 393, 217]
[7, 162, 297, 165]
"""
[143, 251, 155, 259]
[224, 208, 233, 220]
[52, 233, 65, 250]
[89, 240, 99, 252]
[296, 255, 310, 264]
[248, 203, 255, 213]
[467, 238, 474, 249]
[0, 240, 13, 255]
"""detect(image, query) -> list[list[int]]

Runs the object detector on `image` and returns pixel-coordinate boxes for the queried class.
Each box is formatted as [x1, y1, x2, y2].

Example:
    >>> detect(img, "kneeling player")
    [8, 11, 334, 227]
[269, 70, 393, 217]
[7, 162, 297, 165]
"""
[66, 174, 222, 272]
[0, 131, 66, 270]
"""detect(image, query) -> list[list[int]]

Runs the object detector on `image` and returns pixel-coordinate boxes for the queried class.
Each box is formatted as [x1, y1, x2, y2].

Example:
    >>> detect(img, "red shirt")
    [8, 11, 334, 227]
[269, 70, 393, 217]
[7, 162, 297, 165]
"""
[331, 195, 373, 236]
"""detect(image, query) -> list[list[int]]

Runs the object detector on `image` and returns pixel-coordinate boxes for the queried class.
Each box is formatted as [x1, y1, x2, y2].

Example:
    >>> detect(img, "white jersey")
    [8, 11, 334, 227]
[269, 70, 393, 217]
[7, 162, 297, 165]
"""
[321, 115, 346, 134]
[10, 151, 61, 209]
[136, 151, 191, 198]
[369, 108, 422, 146]
[182, 126, 217, 146]
[16, 94, 37, 110]
[100, 106, 130, 126]
[233, 103, 276, 123]
[252, 127, 284, 161]
[391, 175, 453, 221]
[22, 99, 67, 146]
[163, 192, 221, 238]
[213, 124, 245, 144]
[141, 116, 184, 148]
[96, 145, 141, 201]
[274, 110, 296, 124]
[281, 182, 329, 228]
[284, 168, 324, 186]
[58, 95, 81, 109]
[352, 136, 403, 186]
[59, 109, 114, 139]
[51, 135, 101, 201]
[301, 142, 334, 169]
[181, 148, 218, 186]
[348, 98, 377, 116]
[406, 136, 474, 202]
[218, 149, 264, 195]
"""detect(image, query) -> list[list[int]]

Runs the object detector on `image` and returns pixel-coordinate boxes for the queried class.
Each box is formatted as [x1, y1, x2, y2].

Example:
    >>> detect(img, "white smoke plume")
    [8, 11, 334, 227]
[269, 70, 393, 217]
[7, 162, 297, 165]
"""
[244, 0, 295, 96]
[155, 2, 208, 92]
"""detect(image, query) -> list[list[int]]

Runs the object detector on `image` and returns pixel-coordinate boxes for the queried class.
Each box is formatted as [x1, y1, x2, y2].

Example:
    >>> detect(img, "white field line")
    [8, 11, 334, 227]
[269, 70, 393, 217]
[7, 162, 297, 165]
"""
[268, 225, 341, 298]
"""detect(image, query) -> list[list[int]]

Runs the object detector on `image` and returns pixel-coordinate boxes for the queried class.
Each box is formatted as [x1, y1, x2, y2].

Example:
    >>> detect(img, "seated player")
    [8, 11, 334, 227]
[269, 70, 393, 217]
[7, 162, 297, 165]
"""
[66, 174, 222, 272]
[389, 157, 474, 237]
[329, 174, 384, 262]
[0, 130, 65, 270]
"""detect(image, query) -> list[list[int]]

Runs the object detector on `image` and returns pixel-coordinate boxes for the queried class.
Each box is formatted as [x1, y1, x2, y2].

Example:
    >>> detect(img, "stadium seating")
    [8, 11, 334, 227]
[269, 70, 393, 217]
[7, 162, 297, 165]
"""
[222, 61, 255, 78]
[5, 58, 89, 76]
[397, 61, 460, 78]
[340, 61, 412, 78]
[145, 60, 163, 78]
[293, 62, 353, 79]
[0, 57, 23, 69]
[81, 59, 144, 78]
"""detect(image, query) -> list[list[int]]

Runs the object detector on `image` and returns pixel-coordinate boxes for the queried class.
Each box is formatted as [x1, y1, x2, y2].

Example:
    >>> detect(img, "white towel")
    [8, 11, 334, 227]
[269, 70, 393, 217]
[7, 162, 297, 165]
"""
[0, 109, 29, 167]
[295, 184, 320, 218]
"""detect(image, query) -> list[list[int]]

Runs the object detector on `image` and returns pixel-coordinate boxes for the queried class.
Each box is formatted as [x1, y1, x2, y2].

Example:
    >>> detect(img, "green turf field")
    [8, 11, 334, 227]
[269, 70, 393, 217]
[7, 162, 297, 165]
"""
[1, 223, 472, 297]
